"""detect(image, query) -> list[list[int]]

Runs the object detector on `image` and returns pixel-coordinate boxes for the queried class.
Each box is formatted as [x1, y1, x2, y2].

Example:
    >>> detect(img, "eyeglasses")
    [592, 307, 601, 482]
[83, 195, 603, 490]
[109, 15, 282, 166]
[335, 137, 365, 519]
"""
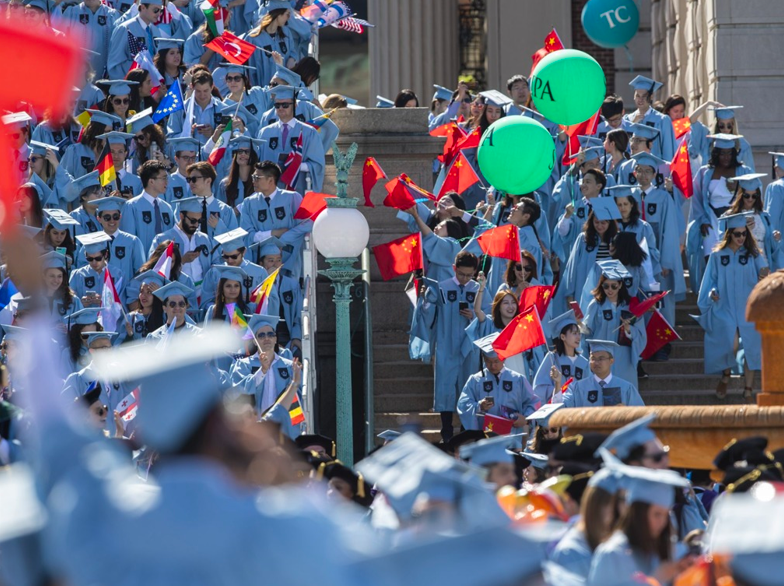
[256, 331, 277, 339]
[112, 98, 130, 105]
[167, 300, 187, 308]
[234, 149, 251, 155]
[461, 97, 472, 103]
[274, 102, 293, 109]
[222, 252, 241, 260]
[182, 214, 201, 224]
[101, 213, 121, 221]
[186, 176, 204, 183]
[225, 75, 243, 82]
[743, 193, 758, 199]
[29, 155, 42, 164]
[545, 428, 560, 435]
[149, 6, 161, 12]
[589, 355, 611, 362]
[251, 174, 267, 181]
[643, 450, 669, 463]
[86, 255, 104, 262]
[602, 282, 620, 291]
[134, 134, 146, 142]
[731, 230, 747, 238]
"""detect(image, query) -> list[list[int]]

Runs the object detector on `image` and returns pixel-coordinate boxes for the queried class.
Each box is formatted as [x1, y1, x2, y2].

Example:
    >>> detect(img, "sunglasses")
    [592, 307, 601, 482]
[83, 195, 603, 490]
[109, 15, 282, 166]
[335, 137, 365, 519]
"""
[112, 98, 130, 105]
[256, 331, 277, 339]
[602, 282, 620, 290]
[234, 149, 250, 155]
[186, 176, 203, 183]
[643, 451, 669, 463]
[742, 193, 758, 199]
[29, 155, 42, 164]
[95, 405, 108, 417]
[182, 214, 201, 224]
[274, 102, 293, 109]
[517, 265, 533, 272]
[251, 174, 267, 181]
[225, 75, 244, 82]
[732, 230, 747, 238]
[149, 6, 161, 12]
[222, 252, 241, 260]
[134, 134, 146, 142]
[101, 213, 121, 221]
[86, 255, 104, 262]
[167, 300, 187, 308]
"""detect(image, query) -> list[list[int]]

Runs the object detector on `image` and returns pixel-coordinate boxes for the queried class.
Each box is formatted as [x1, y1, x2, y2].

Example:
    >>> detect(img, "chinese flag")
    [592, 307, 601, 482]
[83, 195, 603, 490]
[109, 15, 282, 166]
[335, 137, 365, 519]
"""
[361, 157, 386, 208]
[673, 118, 692, 139]
[670, 139, 694, 198]
[438, 151, 480, 198]
[519, 285, 556, 320]
[477, 225, 522, 263]
[433, 122, 466, 164]
[530, 28, 564, 76]
[641, 310, 681, 360]
[372, 233, 423, 281]
[629, 290, 669, 318]
[493, 306, 546, 360]
[383, 176, 417, 210]
[204, 31, 255, 65]
[483, 413, 514, 435]
[560, 109, 601, 166]
[293, 191, 335, 220]
[400, 173, 436, 201]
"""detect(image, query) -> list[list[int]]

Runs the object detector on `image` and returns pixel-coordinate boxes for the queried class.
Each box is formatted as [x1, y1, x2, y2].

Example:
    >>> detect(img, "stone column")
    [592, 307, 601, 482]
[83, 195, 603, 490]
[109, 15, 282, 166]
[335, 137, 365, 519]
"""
[747, 271, 784, 407]
[368, 0, 459, 106]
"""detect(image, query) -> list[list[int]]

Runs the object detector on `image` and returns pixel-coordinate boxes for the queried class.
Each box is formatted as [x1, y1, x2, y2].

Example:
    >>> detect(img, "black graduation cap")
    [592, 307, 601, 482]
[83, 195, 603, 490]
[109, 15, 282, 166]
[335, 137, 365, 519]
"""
[559, 462, 596, 505]
[78, 382, 102, 407]
[294, 434, 336, 458]
[722, 464, 783, 493]
[316, 460, 373, 507]
[551, 433, 608, 465]
[713, 436, 773, 471]
[445, 429, 490, 456]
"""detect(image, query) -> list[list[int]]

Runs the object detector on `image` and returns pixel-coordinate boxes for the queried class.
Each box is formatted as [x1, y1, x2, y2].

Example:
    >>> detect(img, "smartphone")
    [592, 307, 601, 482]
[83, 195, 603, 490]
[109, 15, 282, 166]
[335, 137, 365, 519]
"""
[568, 300, 583, 320]
[459, 301, 469, 312]
[220, 115, 232, 126]
[85, 290, 97, 298]
[55, 247, 67, 256]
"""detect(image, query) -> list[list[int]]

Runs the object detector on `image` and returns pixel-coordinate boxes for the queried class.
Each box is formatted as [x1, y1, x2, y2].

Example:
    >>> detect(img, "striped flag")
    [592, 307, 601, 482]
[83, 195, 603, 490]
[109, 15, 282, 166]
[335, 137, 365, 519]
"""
[200, 0, 224, 37]
[129, 49, 165, 95]
[100, 268, 123, 329]
[303, 108, 336, 132]
[94, 142, 116, 187]
[117, 388, 140, 422]
[152, 241, 174, 280]
[289, 393, 305, 425]
[127, 30, 147, 57]
[207, 118, 232, 165]
[250, 268, 279, 314]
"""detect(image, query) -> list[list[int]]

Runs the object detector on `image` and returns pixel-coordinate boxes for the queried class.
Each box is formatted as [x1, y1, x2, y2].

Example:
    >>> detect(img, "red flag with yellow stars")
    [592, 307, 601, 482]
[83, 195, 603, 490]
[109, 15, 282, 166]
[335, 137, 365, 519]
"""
[372, 233, 423, 281]
[670, 138, 693, 198]
[361, 157, 386, 207]
[519, 285, 556, 321]
[438, 151, 480, 198]
[629, 290, 669, 318]
[477, 225, 522, 263]
[492, 306, 546, 360]
[483, 413, 514, 435]
[672, 117, 692, 139]
[530, 28, 564, 76]
[641, 310, 681, 360]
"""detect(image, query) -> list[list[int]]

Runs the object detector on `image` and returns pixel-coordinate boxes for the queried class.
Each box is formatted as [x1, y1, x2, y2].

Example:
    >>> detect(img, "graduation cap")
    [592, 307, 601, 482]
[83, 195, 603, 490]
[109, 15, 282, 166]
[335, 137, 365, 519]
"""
[126, 108, 155, 132]
[733, 172, 767, 192]
[154, 37, 186, 51]
[597, 259, 631, 282]
[260, 0, 291, 11]
[526, 403, 565, 430]
[176, 196, 205, 214]
[132, 269, 166, 289]
[294, 434, 336, 458]
[630, 151, 667, 170]
[713, 436, 773, 471]
[218, 102, 256, 126]
[479, 90, 512, 107]
[28, 140, 57, 156]
[168, 137, 201, 154]
[587, 464, 622, 494]
[459, 434, 523, 466]
[619, 465, 691, 508]
[628, 75, 663, 94]
[606, 184, 638, 203]
[445, 429, 489, 455]
[82, 331, 117, 347]
[43, 208, 80, 231]
[432, 84, 452, 102]
[711, 105, 743, 120]
[211, 265, 248, 283]
[768, 151, 784, 170]
[95, 196, 127, 213]
[578, 135, 603, 149]
[247, 314, 279, 335]
[215, 62, 256, 74]
[597, 413, 657, 461]
[268, 84, 298, 102]
[84, 109, 122, 129]
[90, 324, 241, 452]
[14, 296, 43, 315]
[720, 212, 752, 230]
[589, 197, 622, 221]
[472, 332, 500, 359]
[152, 281, 194, 301]
[214, 227, 249, 252]
[520, 451, 548, 470]
[228, 135, 265, 154]
[40, 251, 67, 271]
[256, 235, 285, 257]
[707, 133, 743, 150]
[627, 122, 661, 141]
[551, 432, 607, 465]
[377, 429, 401, 442]
[67, 171, 102, 203]
[75, 231, 112, 255]
[79, 381, 103, 405]
[1, 112, 31, 128]
[66, 307, 102, 325]
[98, 79, 139, 96]
[571, 145, 603, 163]
[547, 310, 578, 337]
[586, 339, 619, 357]
[23, 0, 48, 11]
[271, 63, 303, 88]
[1, 325, 27, 342]
[375, 95, 394, 108]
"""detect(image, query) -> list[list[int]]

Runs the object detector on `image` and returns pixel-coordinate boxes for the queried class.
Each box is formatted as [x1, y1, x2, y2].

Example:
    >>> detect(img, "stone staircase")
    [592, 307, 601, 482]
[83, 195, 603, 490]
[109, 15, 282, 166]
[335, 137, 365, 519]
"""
[371, 286, 750, 443]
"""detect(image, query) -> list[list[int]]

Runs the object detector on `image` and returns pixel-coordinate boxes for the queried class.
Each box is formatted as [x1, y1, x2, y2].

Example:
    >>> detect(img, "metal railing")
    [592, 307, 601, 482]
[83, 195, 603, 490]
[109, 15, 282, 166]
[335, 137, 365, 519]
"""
[360, 248, 374, 454]
[300, 234, 318, 433]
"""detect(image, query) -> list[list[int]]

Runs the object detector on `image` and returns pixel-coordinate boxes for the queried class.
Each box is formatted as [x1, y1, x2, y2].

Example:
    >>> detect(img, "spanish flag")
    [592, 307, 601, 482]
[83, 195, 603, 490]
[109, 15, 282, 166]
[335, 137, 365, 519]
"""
[289, 394, 305, 425]
[94, 142, 116, 187]
[250, 268, 279, 314]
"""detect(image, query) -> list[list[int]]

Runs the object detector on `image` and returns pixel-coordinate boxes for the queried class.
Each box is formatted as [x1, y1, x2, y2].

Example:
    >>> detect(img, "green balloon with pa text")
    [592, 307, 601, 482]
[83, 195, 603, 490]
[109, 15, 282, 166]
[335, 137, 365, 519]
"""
[477, 116, 556, 195]
[530, 49, 606, 126]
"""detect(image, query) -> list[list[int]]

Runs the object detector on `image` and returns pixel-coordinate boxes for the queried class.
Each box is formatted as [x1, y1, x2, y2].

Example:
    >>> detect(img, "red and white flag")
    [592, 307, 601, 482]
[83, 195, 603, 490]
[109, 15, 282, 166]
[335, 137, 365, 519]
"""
[153, 241, 174, 280]
[117, 388, 140, 422]
[101, 268, 123, 329]
[279, 131, 303, 189]
[128, 49, 165, 95]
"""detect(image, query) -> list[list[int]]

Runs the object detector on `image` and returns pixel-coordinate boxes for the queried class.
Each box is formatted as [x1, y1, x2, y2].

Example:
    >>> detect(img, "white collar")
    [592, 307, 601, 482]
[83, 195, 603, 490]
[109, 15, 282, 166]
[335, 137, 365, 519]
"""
[141, 191, 159, 204]
[259, 188, 278, 200]
[452, 276, 460, 287]
[641, 184, 655, 195]
[279, 118, 296, 129]
[173, 224, 195, 242]
[197, 194, 214, 205]
[593, 373, 613, 386]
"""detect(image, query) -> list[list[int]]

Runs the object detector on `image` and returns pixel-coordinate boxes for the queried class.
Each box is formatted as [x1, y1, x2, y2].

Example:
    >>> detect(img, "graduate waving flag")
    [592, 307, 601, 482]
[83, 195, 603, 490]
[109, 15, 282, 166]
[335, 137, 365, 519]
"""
[204, 31, 255, 65]
[279, 132, 304, 189]
[641, 310, 680, 360]
[492, 306, 546, 360]
[200, 0, 224, 36]
[361, 157, 386, 207]
[94, 142, 116, 187]
[382, 174, 436, 210]
[629, 290, 669, 317]
[288, 394, 305, 425]
[670, 139, 694, 198]
[672, 117, 692, 139]
[152, 81, 184, 123]
[519, 285, 556, 320]
[372, 233, 423, 281]
[250, 268, 280, 314]
[153, 241, 174, 280]
[207, 118, 232, 165]
[101, 268, 123, 328]
[438, 151, 480, 198]
[531, 28, 564, 76]
[476, 225, 522, 262]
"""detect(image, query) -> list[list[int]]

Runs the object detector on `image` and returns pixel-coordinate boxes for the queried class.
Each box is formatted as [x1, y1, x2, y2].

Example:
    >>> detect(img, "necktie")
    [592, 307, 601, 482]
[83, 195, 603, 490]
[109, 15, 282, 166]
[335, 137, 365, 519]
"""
[281, 124, 289, 148]
[640, 193, 646, 221]
[201, 198, 208, 233]
[116, 173, 123, 194]
[599, 380, 607, 389]
[146, 26, 154, 53]
[153, 198, 162, 233]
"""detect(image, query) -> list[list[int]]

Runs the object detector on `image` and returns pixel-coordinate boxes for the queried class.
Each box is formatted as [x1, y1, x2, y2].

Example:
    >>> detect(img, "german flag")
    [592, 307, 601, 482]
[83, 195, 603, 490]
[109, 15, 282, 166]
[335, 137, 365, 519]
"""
[289, 394, 305, 425]
[94, 142, 116, 187]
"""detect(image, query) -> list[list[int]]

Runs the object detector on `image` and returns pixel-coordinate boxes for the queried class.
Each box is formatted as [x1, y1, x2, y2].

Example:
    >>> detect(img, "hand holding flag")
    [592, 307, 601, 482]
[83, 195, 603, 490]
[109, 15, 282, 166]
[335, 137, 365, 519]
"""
[152, 241, 174, 280]
[438, 151, 480, 197]
[251, 268, 280, 314]
[152, 81, 184, 123]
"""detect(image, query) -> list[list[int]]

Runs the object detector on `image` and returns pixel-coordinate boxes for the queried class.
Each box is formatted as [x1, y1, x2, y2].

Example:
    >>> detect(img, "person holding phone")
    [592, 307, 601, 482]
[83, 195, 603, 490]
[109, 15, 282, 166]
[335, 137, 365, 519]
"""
[561, 340, 643, 409]
[532, 309, 589, 406]
[70, 231, 126, 312]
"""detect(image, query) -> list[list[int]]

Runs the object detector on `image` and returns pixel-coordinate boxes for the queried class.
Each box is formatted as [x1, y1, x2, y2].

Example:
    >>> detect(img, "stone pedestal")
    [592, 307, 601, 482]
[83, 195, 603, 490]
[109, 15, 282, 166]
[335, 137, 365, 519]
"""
[747, 271, 784, 407]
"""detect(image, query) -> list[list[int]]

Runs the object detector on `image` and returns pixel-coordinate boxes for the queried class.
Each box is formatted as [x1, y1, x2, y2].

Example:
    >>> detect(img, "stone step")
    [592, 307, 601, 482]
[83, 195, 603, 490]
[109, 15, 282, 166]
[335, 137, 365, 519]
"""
[375, 375, 431, 397]
[376, 392, 433, 413]
[373, 360, 432, 379]
[373, 343, 413, 363]
[639, 388, 751, 406]
[638, 373, 753, 393]
[675, 305, 700, 324]
[674, 325, 702, 342]
[654, 341, 703, 360]
[642, 358, 705, 376]
[375, 411, 442, 430]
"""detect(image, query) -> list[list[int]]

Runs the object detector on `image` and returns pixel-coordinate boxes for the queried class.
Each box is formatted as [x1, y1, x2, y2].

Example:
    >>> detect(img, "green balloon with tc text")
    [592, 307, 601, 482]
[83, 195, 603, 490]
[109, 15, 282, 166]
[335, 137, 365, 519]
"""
[477, 116, 556, 194]
[530, 49, 606, 126]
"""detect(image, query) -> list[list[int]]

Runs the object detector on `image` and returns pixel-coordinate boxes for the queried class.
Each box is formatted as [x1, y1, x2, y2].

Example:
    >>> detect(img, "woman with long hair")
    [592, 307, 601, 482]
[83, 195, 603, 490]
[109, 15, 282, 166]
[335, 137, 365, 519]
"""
[16, 184, 44, 228]
[499, 251, 540, 298]
[216, 137, 261, 211]
[33, 105, 81, 147]
[397, 191, 473, 243]
[603, 128, 631, 184]
[244, 6, 294, 87]
[532, 309, 589, 406]
[581, 261, 647, 386]
[724, 173, 781, 266]
[122, 270, 166, 342]
[128, 113, 168, 174]
[42, 251, 82, 323]
[61, 308, 104, 375]
[154, 37, 187, 90]
[68, 174, 103, 235]
[42, 212, 76, 268]
[100, 79, 138, 126]
[203, 266, 253, 324]
[126, 68, 160, 112]
[220, 63, 268, 137]
[697, 213, 768, 401]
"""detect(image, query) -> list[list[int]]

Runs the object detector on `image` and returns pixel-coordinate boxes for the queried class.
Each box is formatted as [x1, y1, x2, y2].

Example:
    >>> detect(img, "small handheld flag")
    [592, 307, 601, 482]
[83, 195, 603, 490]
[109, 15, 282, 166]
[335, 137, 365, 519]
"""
[289, 394, 305, 425]
[94, 142, 116, 187]
[279, 132, 304, 189]
[152, 80, 184, 123]
[117, 388, 140, 422]
[152, 241, 174, 280]
[208, 118, 232, 165]
[250, 268, 280, 314]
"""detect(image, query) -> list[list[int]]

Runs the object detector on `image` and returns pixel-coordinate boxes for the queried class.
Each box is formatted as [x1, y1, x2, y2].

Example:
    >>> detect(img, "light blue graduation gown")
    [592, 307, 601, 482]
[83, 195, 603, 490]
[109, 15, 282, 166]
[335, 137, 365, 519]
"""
[421, 232, 462, 284]
[696, 246, 765, 373]
[163, 172, 192, 205]
[237, 354, 300, 419]
[62, 363, 137, 417]
[48, 295, 84, 322]
[150, 227, 212, 284]
[119, 194, 176, 251]
[582, 299, 647, 385]
[215, 177, 252, 209]
[764, 178, 784, 270]
[267, 273, 303, 343]
[222, 88, 270, 137]
[125, 271, 198, 309]
[588, 530, 658, 586]
[465, 313, 544, 381]
[550, 526, 593, 579]
[552, 195, 596, 266]
[166, 95, 223, 147]
[60, 142, 96, 180]
[60, 2, 119, 77]
[69, 264, 126, 303]
[241, 29, 293, 87]
[257, 119, 326, 193]
[107, 16, 161, 79]
[74, 82, 106, 116]
[532, 350, 590, 406]
[69, 207, 100, 236]
[457, 366, 537, 431]
[578, 263, 648, 321]
[183, 27, 223, 70]
[551, 233, 601, 317]
[562, 373, 643, 408]
[144, 320, 201, 343]
[200, 259, 268, 309]
[75, 230, 146, 286]
[623, 108, 677, 162]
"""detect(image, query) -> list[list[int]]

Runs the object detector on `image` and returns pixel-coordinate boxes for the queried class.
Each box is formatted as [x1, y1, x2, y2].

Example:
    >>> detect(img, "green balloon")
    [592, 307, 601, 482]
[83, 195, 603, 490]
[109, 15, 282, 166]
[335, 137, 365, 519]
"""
[530, 49, 606, 126]
[477, 116, 556, 194]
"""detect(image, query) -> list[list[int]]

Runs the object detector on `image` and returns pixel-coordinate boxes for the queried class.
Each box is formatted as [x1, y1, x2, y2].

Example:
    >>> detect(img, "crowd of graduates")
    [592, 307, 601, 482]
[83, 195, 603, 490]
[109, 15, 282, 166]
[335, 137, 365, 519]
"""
[1, 0, 784, 582]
